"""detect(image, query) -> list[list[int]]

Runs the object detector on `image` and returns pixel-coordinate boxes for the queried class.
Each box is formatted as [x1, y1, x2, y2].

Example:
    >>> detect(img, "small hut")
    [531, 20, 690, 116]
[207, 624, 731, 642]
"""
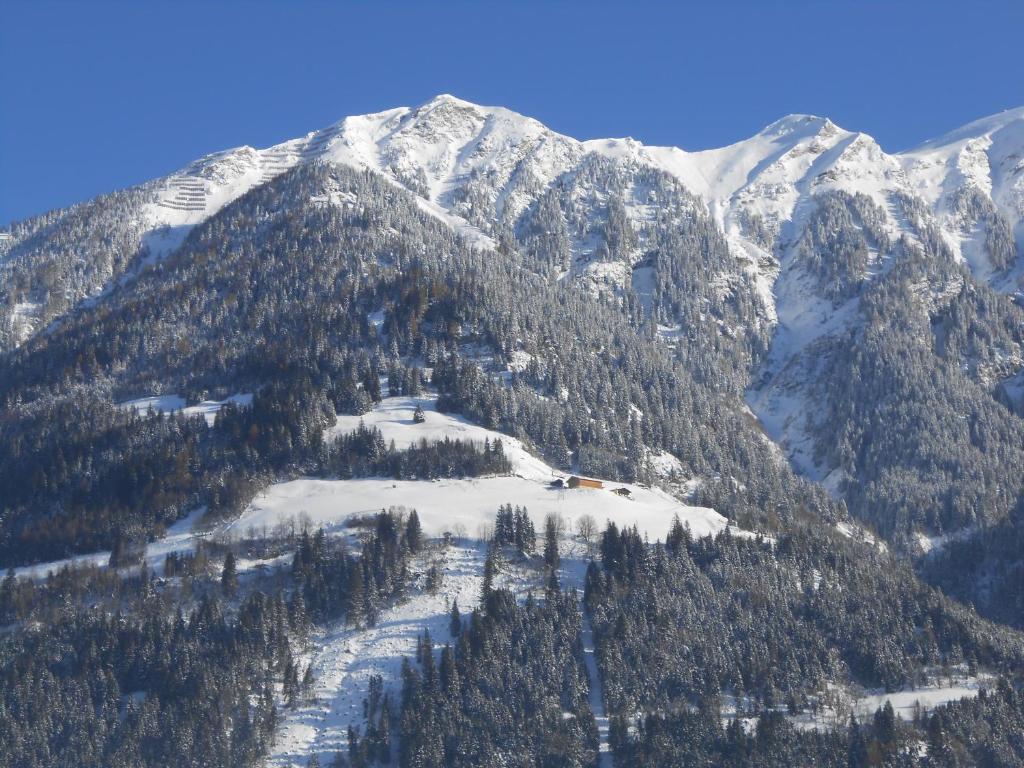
[611, 487, 632, 498]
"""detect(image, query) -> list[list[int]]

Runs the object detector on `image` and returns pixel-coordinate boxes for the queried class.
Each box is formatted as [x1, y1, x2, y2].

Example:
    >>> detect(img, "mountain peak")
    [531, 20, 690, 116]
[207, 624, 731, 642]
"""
[417, 93, 477, 108]
[418, 93, 483, 111]
[409, 93, 547, 132]
[759, 114, 841, 141]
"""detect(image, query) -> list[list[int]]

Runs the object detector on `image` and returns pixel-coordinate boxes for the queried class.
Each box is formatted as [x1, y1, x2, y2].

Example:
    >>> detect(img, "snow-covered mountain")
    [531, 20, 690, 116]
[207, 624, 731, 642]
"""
[127, 96, 1022, 488]
[3, 96, 1023, 532]
[138, 95, 586, 258]
[4, 95, 1021, 343]
[7, 95, 1024, 766]
[134, 95, 1024, 290]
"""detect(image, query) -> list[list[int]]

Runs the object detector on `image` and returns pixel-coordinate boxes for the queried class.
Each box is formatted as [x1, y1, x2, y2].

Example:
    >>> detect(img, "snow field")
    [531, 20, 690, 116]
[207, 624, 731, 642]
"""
[246, 395, 732, 545]
[17, 394, 725, 583]
[781, 673, 995, 732]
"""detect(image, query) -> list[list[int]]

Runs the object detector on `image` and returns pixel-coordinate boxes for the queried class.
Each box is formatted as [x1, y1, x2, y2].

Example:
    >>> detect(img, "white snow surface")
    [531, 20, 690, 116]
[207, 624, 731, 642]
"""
[786, 673, 996, 732]
[719, 671, 994, 734]
[9, 301, 42, 344]
[851, 678, 991, 721]
[237, 395, 731, 543]
[900, 107, 1024, 268]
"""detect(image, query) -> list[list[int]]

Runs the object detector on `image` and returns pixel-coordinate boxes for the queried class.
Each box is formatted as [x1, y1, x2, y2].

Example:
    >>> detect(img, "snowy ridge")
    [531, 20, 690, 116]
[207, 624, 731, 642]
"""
[15, 95, 1021, 349]
[53, 95, 1017, 502]
[899, 106, 1024, 284]
[140, 95, 584, 260]
[130, 96, 1023, 302]
[17, 88, 1024, 277]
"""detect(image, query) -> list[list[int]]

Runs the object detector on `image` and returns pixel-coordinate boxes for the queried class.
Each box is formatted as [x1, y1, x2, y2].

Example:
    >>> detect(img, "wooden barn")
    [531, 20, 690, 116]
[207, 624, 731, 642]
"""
[568, 476, 603, 489]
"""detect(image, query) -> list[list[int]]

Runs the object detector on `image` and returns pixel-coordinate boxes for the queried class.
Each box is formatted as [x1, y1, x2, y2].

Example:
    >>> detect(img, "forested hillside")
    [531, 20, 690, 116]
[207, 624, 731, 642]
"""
[2, 96, 1024, 766]
[0, 162, 839, 565]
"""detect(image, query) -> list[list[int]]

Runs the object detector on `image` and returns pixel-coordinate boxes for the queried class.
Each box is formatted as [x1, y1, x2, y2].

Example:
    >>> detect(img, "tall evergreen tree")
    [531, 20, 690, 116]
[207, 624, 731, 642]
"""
[543, 515, 560, 571]
[449, 599, 462, 638]
[221, 551, 238, 597]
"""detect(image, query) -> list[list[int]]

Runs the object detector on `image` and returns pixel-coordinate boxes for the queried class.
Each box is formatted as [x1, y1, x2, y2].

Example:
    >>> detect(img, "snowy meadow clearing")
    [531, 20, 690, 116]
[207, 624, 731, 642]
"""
[232, 395, 733, 544]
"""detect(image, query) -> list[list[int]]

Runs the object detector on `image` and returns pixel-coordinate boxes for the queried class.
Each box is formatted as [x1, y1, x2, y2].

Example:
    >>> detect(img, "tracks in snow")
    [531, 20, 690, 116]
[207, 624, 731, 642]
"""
[581, 607, 613, 767]
[270, 542, 614, 767]
[269, 544, 485, 768]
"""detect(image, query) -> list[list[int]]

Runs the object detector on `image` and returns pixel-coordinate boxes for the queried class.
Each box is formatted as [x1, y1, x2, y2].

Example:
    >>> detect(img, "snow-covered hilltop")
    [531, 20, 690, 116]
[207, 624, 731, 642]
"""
[236, 395, 732, 543]
[140, 95, 585, 259]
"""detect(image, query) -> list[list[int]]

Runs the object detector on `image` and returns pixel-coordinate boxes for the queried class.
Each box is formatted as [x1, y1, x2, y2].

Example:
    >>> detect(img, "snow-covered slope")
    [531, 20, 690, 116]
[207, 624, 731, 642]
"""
[234, 395, 733, 543]
[14, 394, 737, 587]
[269, 542, 488, 767]
[13, 393, 739, 767]
[253, 395, 741, 766]
[900, 107, 1024, 286]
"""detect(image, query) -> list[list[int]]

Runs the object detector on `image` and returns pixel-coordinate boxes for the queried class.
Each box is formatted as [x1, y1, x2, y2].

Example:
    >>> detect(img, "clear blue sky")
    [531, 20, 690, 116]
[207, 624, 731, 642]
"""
[2, 0, 1022, 223]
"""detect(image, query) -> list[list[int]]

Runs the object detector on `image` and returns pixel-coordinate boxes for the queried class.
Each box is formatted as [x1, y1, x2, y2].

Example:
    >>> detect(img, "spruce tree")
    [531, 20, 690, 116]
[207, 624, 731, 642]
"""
[405, 509, 423, 553]
[543, 515, 560, 570]
[221, 551, 238, 597]
[481, 548, 496, 606]
[449, 599, 461, 637]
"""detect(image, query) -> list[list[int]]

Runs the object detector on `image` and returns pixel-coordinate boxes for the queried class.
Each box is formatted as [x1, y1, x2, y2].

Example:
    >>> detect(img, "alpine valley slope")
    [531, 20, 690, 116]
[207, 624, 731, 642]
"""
[6, 97, 1024, 767]
[5, 95, 1024, 526]
[3, 95, 1024, 581]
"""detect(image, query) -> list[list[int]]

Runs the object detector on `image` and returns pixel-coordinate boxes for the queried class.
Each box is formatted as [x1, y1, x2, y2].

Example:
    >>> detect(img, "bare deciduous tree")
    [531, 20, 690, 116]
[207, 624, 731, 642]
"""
[575, 513, 598, 554]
